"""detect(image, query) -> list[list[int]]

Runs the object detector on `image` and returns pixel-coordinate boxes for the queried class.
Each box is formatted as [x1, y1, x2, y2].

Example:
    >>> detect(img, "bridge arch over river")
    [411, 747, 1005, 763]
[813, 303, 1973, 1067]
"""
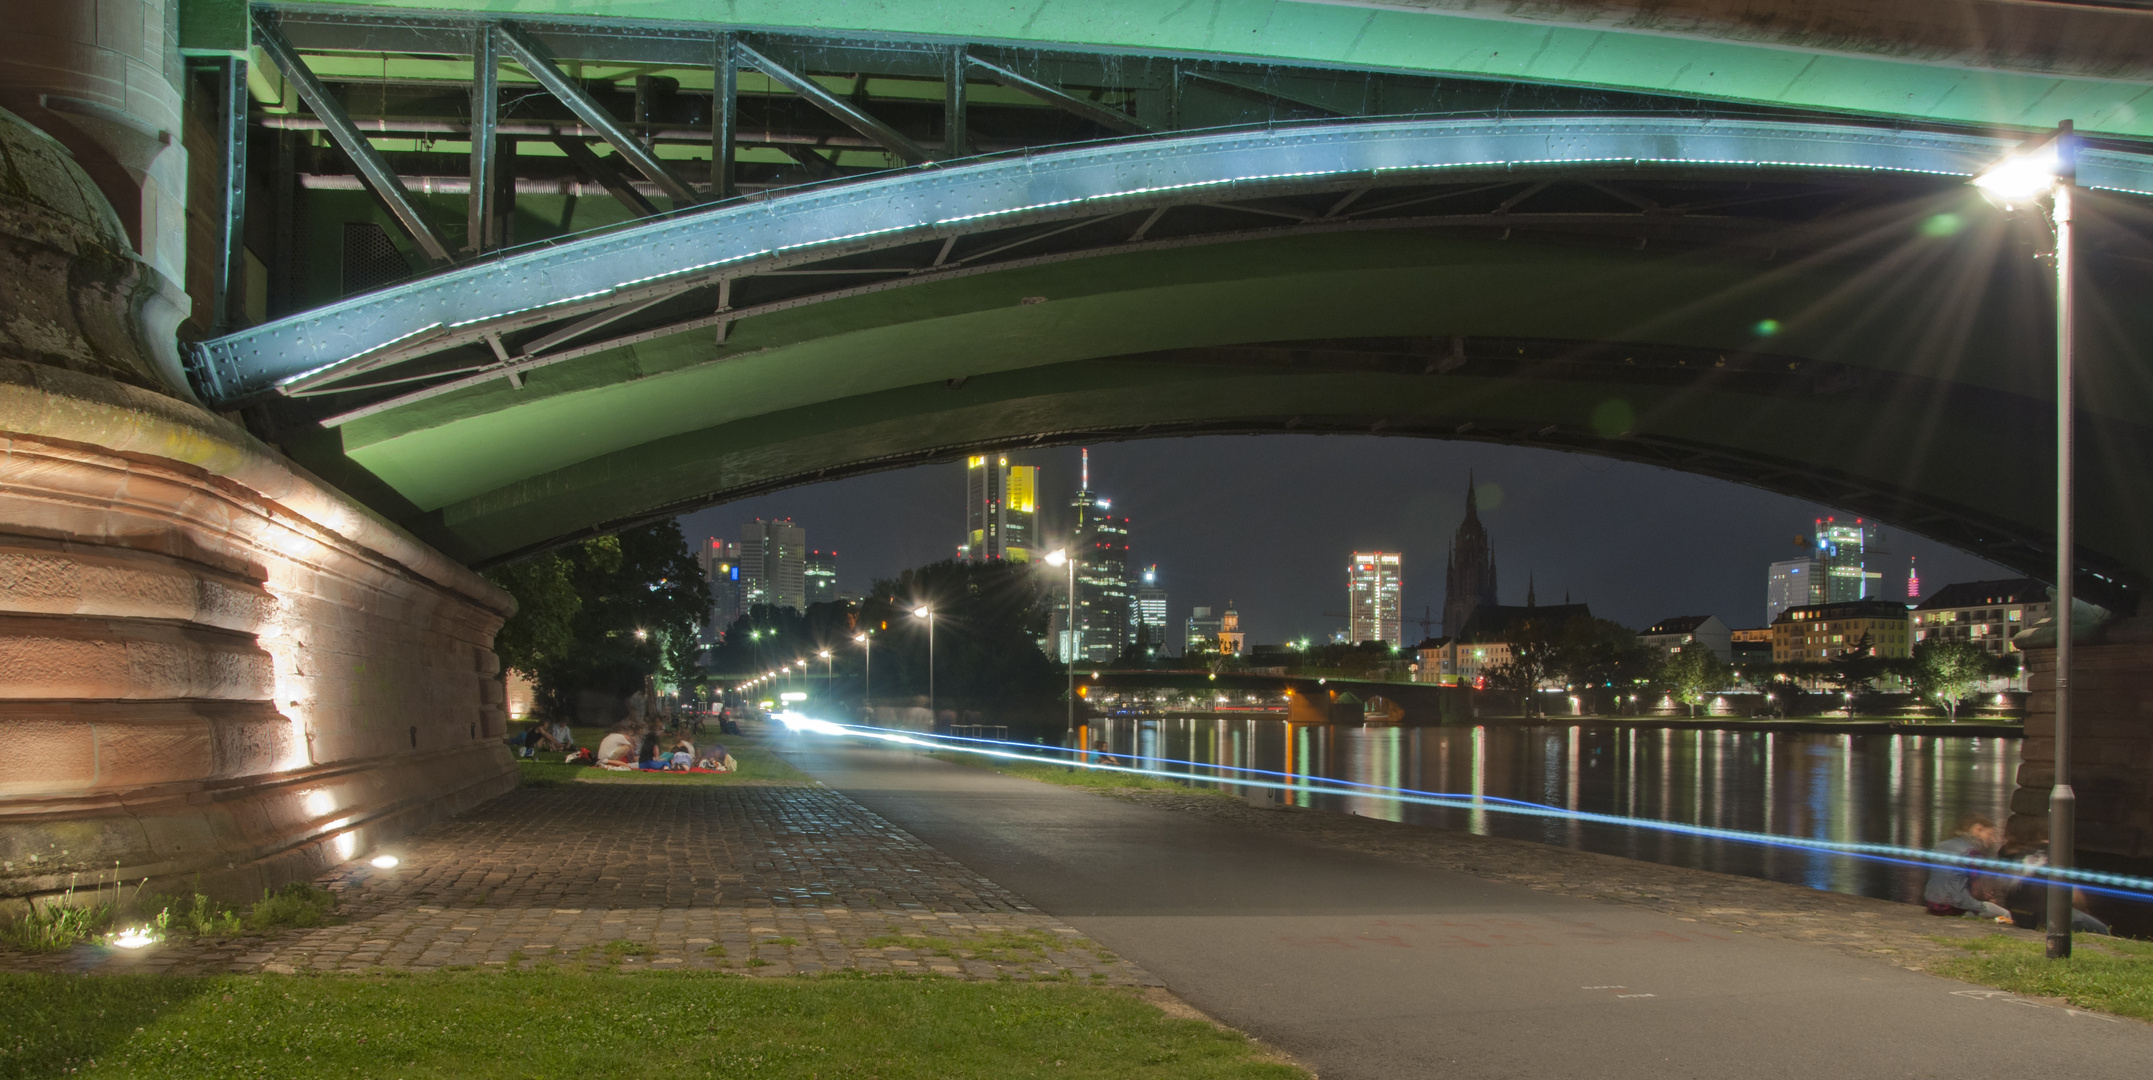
[195, 115, 2153, 609]
[7, 0, 2153, 907]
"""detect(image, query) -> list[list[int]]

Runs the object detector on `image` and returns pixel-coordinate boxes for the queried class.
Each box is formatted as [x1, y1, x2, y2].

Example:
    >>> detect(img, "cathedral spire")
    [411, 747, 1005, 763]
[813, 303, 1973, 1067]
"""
[1527, 572, 1537, 607]
[1443, 474, 1500, 639]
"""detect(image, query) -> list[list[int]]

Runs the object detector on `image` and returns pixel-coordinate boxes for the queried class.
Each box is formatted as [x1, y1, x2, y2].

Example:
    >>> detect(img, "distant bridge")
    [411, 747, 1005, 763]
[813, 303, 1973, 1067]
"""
[1084, 669, 1482, 723]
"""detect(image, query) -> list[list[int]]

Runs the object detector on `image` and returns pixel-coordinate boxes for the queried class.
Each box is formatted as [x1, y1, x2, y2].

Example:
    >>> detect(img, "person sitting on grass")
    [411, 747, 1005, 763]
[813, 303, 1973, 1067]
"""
[595, 724, 639, 769]
[513, 717, 575, 758]
[697, 744, 738, 773]
[510, 721, 547, 759]
[661, 737, 704, 771]
[541, 717, 574, 753]
[1923, 813, 2010, 921]
[638, 742, 695, 771]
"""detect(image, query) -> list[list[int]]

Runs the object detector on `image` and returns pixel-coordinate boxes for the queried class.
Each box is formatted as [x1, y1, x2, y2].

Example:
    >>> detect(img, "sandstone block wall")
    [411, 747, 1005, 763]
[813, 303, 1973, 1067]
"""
[2010, 617, 2153, 866]
[0, 363, 518, 909]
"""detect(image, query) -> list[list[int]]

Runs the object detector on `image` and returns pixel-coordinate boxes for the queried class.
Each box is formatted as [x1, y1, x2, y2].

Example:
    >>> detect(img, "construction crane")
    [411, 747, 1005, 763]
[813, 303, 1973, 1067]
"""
[1412, 605, 1439, 641]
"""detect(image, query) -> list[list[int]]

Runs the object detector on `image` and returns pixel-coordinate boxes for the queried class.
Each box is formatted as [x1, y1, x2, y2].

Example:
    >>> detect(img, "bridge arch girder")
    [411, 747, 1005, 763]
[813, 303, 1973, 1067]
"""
[394, 335, 2146, 613]
[197, 118, 2153, 610]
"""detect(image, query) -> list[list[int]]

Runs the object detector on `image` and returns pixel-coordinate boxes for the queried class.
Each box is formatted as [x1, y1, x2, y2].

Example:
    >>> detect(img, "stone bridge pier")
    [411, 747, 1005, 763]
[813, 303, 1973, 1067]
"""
[0, 2, 515, 913]
[2012, 624, 2153, 888]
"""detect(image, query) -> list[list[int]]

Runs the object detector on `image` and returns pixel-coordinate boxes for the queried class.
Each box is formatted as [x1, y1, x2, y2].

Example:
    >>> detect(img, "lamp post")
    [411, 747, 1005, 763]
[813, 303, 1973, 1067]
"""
[1973, 120, 2078, 960]
[855, 633, 871, 703]
[913, 606, 935, 724]
[1044, 549, 1078, 737]
[819, 649, 832, 685]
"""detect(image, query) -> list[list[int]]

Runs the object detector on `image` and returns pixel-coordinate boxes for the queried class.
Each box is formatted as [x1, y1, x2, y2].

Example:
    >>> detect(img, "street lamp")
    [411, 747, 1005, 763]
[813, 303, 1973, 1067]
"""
[819, 649, 832, 684]
[1043, 549, 1077, 736]
[913, 606, 935, 723]
[855, 633, 871, 703]
[1973, 120, 2079, 960]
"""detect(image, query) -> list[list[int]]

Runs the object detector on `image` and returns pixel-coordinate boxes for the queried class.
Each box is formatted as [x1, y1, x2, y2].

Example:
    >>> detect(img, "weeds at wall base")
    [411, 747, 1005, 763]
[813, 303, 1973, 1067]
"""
[0, 879, 339, 953]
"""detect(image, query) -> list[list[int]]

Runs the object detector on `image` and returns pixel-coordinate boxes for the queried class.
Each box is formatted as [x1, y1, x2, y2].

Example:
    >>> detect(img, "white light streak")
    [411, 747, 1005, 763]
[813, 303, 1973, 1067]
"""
[788, 722, 2153, 899]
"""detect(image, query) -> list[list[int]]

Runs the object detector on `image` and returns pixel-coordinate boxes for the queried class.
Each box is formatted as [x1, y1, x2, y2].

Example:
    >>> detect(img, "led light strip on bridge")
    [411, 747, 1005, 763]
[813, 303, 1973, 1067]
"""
[188, 115, 2153, 406]
[774, 714, 2153, 904]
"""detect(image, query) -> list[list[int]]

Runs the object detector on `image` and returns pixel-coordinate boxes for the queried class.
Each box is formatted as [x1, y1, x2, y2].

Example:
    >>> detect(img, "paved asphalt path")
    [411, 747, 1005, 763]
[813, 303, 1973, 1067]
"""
[781, 738, 2153, 1079]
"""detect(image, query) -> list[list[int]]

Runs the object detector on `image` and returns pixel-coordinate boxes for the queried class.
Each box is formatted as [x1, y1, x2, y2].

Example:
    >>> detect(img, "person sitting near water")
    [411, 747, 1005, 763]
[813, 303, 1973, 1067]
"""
[1990, 837, 2114, 936]
[1924, 813, 2010, 920]
[594, 723, 640, 769]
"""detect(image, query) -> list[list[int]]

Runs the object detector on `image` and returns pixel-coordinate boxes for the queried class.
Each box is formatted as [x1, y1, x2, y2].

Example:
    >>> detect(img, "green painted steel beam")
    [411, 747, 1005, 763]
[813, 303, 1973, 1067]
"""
[279, 0, 2153, 138]
[263, 210, 2153, 608]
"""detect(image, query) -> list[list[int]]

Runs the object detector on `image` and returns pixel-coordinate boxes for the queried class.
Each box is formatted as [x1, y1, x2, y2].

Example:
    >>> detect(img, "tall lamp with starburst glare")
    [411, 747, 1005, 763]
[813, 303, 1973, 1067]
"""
[1043, 549, 1077, 736]
[1972, 120, 2079, 960]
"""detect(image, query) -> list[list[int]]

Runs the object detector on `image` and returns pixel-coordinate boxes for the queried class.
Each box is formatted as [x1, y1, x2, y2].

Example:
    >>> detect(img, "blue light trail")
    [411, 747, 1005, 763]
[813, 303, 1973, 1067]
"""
[775, 715, 2153, 904]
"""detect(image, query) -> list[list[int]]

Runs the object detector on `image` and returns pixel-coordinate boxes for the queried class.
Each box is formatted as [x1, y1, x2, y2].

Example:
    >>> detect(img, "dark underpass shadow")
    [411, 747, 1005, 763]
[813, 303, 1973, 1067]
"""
[0, 971, 216, 1078]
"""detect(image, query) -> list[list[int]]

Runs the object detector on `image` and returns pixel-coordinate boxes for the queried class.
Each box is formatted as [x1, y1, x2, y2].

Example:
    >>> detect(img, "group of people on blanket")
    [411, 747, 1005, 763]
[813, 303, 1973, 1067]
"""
[515, 714, 739, 773]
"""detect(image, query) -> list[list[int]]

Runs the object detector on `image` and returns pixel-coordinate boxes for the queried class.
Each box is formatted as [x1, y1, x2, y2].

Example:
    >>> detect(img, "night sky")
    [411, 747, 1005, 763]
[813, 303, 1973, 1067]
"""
[675, 436, 2016, 646]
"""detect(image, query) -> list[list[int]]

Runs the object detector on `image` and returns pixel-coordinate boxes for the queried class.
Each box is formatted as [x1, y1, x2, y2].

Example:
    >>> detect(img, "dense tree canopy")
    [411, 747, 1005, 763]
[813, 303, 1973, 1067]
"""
[1482, 613, 1652, 717]
[854, 559, 1060, 709]
[1484, 616, 1567, 719]
[1906, 640, 2010, 719]
[1655, 647, 1735, 717]
[704, 601, 859, 681]
[485, 552, 578, 677]
[486, 522, 708, 721]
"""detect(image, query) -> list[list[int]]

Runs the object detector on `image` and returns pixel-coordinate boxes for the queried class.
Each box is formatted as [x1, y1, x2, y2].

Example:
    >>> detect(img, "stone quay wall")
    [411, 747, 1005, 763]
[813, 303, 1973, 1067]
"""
[0, 363, 519, 913]
[2010, 617, 2153, 871]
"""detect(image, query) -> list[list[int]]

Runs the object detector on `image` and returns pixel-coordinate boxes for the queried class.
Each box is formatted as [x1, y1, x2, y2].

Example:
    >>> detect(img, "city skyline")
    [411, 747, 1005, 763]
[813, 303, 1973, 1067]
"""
[675, 437, 2016, 646]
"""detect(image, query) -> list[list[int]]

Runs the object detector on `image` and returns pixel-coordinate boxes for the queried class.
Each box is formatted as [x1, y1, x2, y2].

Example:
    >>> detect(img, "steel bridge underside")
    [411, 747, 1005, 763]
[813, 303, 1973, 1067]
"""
[188, 6, 2153, 612]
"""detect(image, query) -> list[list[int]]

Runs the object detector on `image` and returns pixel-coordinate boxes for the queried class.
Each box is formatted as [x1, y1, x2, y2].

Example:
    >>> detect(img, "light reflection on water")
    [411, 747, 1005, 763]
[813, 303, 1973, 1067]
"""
[1083, 717, 2018, 905]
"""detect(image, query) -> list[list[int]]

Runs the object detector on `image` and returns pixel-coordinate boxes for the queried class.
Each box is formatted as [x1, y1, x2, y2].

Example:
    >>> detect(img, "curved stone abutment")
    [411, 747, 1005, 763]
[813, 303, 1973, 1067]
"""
[0, 24, 517, 912]
[0, 362, 519, 912]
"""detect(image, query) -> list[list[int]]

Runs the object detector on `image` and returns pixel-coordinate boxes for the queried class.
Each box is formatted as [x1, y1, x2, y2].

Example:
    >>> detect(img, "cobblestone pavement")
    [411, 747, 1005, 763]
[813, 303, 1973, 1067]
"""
[5, 779, 1155, 984]
[1110, 786, 2070, 971]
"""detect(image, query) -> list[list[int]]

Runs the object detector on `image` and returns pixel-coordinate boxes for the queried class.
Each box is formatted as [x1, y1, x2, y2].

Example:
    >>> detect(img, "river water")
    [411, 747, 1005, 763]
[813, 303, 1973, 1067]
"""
[1077, 717, 2019, 905]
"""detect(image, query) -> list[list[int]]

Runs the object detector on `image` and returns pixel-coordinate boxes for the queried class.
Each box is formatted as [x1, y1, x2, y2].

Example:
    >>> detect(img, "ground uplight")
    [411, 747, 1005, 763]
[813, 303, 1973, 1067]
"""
[110, 926, 161, 949]
[371, 854, 401, 869]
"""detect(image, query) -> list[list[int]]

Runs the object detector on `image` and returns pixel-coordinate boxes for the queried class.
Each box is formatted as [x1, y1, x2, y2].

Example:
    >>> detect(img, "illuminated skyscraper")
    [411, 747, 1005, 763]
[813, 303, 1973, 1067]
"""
[740, 518, 807, 613]
[1443, 477, 1499, 637]
[805, 549, 838, 606]
[962, 454, 1039, 562]
[1350, 552, 1403, 647]
[1069, 449, 1130, 663]
[1815, 517, 1887, 602]
[1133, 565, 1168, 658]
[1767, 557, 1820, 624]
[1186, 606, 1223, 655]
[698, 538, 741, 634]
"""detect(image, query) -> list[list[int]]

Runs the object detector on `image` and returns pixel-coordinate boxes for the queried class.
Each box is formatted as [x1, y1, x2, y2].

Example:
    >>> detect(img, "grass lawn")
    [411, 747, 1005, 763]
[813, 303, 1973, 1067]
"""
[1932, 934, 2153, 1022]
[516, 728, 811, 787]
[0, 970, 1302, 1080]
